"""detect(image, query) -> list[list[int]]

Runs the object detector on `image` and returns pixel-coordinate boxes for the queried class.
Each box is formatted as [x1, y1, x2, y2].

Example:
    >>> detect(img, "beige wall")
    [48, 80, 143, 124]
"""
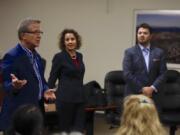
[1, 0, 180, 87]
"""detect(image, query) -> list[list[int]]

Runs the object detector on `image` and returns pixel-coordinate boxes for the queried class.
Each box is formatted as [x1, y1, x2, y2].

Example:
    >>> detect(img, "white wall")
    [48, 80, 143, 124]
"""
[1, 0, 180, 87]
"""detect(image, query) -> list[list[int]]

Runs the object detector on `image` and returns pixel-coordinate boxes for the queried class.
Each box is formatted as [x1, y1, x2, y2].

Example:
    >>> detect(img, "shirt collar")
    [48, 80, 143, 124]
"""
[19, 43, 36, 58]
[138, 44, 150, 51]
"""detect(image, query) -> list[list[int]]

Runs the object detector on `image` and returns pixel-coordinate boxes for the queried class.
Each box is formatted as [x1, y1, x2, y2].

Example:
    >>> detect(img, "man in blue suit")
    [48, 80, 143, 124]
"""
[0, 18, 56, 131]
[123, 23, 167, 97]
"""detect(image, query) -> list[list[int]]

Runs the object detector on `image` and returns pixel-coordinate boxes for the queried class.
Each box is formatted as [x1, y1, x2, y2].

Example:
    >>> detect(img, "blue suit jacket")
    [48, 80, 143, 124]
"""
[0, 44, 48, 130]
[123, 45, 167, 96]
[48, 50, 85, 106]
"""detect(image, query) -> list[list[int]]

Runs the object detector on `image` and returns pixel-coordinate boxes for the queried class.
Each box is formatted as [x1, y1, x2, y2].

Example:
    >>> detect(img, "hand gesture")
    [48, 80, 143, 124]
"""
[44, 89, 56, 101]
[11, 74, 27, 89]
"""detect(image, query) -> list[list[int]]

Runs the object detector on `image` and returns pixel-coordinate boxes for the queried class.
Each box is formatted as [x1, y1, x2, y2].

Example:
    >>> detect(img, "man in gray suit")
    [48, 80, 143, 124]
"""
[123, 23, 167, 97]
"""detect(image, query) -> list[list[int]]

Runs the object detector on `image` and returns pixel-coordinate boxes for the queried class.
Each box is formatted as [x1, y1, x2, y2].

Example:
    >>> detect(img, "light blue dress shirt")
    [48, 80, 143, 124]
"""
[138, 44, 157, 92]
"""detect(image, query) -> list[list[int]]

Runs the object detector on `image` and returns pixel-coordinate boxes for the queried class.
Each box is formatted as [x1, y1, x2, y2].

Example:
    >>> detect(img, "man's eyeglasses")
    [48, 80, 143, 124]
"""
[23, 31, 44, 35]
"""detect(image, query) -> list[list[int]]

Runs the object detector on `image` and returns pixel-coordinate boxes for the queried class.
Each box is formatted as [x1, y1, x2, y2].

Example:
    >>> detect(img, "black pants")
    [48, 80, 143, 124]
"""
[57, 102, 85, 133]
[39, 98, 45, 115]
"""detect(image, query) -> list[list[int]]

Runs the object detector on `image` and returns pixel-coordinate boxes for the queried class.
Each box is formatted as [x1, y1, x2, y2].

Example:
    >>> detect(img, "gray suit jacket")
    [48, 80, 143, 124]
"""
[123, 45, 167, 96]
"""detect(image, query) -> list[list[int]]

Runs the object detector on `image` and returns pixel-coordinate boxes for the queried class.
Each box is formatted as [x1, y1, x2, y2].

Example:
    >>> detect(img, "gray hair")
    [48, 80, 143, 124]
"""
[17, 17, 41, 40]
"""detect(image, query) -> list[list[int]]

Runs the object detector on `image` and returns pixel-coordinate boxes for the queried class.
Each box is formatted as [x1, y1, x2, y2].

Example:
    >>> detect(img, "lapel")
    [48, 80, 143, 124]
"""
[63, 50, 74, 66]
[33, 51, 44, 77]
[63, 50, 82, 70]
[135, 45, 148, 73]
[149, 46, 155, 73]
[16, 44, 39, 78]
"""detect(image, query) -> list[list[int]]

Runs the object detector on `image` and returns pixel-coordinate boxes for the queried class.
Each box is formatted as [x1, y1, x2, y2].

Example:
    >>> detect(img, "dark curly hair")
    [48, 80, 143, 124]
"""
[58, 28, 82, 50]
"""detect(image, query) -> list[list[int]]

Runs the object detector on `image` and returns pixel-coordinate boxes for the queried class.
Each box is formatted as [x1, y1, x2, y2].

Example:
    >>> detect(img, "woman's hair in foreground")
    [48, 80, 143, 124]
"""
[116, 94, 166, 135]
[6, 104, 44, 135]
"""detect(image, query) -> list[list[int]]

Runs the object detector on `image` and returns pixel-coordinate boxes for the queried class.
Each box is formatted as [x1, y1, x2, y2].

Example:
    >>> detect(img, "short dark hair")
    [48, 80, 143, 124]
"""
[137, 23, 152, 34]
[9, 104, 43, 135]
[58, 29, 82, 50]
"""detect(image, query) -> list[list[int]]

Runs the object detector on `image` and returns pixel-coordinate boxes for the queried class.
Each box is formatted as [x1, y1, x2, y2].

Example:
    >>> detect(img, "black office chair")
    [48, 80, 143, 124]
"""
[84, 81, 107, 108]
[155, 70, 180, 135]
[104, 70, 125, 127]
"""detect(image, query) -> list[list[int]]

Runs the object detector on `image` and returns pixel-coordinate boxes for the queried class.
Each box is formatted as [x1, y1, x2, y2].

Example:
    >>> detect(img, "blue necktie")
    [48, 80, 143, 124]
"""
[32, 54, 43, 99]
[143, 48, 149, 56]
[142, 48, 149, 71]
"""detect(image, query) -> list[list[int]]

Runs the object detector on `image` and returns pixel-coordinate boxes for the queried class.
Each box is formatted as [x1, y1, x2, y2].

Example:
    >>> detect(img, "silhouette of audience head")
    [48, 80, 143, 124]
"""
[116, 94, 166, 135]
[6, 104, 44, 135]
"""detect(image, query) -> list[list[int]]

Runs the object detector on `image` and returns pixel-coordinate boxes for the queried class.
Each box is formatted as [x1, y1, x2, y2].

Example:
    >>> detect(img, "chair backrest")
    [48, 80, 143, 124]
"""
[84, 81, 107, 107]
[157, 70, 180, 111]
[104, 70, 125, 125]
[104, 70, 125, 106]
